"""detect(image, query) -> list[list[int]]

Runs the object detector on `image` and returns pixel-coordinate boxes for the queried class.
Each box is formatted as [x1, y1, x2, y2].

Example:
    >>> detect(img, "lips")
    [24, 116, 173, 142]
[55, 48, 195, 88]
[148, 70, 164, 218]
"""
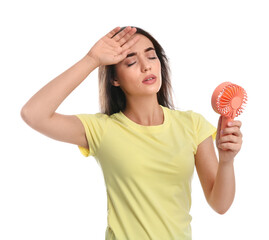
[142, 74, 157, 83]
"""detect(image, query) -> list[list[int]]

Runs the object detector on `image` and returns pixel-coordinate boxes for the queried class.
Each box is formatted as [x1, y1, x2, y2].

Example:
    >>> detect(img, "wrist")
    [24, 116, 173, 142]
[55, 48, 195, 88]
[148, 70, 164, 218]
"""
[83, 53, 100, 69]
[219, 158, 234, 167]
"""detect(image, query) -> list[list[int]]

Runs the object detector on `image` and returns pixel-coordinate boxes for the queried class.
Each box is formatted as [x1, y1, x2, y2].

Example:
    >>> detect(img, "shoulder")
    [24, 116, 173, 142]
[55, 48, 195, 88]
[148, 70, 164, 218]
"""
[76, 112, 110, 121]
[167, 107, 213, 133]
[75, 112, 111, 130]
[166, 107, 200, 124]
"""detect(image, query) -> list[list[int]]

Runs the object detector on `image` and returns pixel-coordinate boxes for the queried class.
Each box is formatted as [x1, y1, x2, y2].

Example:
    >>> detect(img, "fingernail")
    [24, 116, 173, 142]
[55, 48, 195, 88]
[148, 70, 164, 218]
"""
[228, 122, 233, 126]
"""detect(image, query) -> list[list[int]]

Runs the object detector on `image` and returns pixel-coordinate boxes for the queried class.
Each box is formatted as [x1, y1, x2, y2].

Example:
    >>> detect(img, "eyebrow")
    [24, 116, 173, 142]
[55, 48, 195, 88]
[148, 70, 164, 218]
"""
[126, 47, 155, 58]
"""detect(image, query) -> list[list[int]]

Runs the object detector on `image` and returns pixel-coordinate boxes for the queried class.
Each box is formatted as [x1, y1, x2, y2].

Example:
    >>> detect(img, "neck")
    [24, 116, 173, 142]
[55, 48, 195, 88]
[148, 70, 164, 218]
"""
[122, 96, 163, 126]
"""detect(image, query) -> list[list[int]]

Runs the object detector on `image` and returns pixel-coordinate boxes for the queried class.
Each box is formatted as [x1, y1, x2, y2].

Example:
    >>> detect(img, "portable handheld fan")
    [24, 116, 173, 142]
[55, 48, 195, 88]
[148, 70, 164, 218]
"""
[211, 82, 247, 131]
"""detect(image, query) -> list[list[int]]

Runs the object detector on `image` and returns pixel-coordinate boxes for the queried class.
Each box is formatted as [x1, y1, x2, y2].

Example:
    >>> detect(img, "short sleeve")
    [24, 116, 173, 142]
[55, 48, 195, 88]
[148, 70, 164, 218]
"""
[75, 113, 108, 157]
[191, 111, 217, 154]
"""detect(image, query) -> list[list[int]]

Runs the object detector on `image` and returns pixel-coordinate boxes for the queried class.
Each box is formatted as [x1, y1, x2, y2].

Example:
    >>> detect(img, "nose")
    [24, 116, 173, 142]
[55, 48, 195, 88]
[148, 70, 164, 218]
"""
[143, 65, 151, 72]
[141, 58, 151, 72]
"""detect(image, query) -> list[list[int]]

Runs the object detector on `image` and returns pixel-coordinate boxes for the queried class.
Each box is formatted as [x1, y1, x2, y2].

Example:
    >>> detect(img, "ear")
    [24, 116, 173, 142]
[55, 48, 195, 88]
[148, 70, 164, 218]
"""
[111, 78, 120, 87]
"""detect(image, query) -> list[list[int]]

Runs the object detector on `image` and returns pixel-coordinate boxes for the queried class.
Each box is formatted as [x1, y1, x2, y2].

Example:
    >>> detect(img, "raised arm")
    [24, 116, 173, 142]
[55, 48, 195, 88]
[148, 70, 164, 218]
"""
[21, 26, 140, 149]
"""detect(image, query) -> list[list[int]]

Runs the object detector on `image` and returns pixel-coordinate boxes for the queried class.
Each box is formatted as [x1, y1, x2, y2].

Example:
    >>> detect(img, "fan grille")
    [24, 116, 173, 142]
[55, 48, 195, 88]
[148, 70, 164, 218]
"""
[216, 83, 248, 118]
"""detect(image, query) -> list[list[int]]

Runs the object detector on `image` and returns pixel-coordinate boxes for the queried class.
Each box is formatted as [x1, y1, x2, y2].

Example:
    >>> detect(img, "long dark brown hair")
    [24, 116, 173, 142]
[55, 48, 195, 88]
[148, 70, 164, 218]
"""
[98, 26, 176, 115]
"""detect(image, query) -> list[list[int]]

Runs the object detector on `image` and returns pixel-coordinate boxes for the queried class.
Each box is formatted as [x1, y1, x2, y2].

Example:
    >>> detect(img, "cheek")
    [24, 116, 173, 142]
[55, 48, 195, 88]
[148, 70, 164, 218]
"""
[156, 62, 162, 79]
[118, 66, 138, 81]
[115, 66, 127, 82]
[115, 67, 138, 89]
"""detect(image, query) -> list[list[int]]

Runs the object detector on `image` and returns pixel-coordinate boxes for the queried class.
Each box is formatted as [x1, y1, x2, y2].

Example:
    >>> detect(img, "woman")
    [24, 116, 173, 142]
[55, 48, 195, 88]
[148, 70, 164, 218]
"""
[21, 26, 243, 240]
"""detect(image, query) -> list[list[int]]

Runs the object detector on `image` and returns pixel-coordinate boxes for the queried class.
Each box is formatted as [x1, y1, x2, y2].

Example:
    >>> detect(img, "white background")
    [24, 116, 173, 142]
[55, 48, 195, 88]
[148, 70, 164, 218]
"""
[1, 0, 268, 239]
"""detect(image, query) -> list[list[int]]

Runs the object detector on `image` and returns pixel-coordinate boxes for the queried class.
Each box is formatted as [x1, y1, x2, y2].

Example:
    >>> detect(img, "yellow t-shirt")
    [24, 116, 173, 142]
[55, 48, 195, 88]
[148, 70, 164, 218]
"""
[76, 105, 217, 240]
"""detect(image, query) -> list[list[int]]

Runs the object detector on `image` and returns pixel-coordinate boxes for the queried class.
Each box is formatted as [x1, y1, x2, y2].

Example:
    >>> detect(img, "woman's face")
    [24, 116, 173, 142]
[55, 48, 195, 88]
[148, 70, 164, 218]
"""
[113, 34, 162, 97]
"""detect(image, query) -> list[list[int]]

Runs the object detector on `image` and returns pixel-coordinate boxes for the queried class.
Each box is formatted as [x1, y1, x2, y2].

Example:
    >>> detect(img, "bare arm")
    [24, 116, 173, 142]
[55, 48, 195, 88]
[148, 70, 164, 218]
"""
[195, 117, 243, 214]
[21, 26, 140, 149]
[21, 55, 98, 148]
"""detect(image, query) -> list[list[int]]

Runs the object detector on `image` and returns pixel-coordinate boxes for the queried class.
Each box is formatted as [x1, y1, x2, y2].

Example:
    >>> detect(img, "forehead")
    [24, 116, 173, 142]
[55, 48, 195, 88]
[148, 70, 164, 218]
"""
[129, 34, 154, 52]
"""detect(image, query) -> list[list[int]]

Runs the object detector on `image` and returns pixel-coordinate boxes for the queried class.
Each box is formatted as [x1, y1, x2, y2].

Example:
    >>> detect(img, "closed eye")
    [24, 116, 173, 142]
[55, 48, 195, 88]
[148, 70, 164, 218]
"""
[127, 57, 157, 67]
[127, 62, 136, 67]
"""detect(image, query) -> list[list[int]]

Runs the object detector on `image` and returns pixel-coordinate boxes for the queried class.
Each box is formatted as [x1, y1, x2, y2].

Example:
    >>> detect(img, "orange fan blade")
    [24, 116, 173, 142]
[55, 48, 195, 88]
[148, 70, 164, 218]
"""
[211, 82, 247, 131]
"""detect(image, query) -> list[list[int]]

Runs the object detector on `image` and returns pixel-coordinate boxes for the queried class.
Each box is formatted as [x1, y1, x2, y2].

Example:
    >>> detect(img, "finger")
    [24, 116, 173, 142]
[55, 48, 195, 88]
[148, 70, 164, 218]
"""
[112, 26, 132, 41]
[218, 142, 241, 152]
[118, 27, 137, 46]
[222, 126, 242, 137]
[106, 27, 121, 38]
[113, 49, 132, 63]
[121, 34, 141, 52]
[227, 120, 242, 128]
[233, 128, 242, 137]
[218, 134, 240, 144]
